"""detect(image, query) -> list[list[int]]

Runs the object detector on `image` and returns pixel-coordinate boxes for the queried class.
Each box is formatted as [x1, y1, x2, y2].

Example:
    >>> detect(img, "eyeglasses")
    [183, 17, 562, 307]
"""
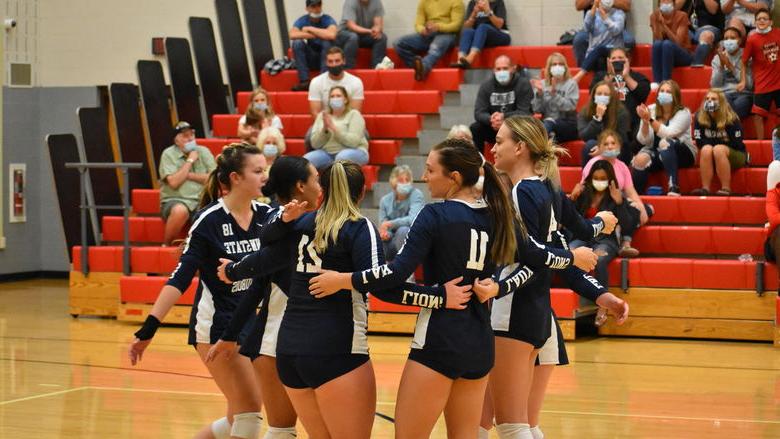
[755, 17, 771, 22]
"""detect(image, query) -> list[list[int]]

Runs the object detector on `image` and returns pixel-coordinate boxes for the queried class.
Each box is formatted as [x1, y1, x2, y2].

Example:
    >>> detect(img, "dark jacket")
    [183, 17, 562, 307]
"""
[693, 115, 746, 152]
[474, 72, 533, 126]
[577, 103, 632, 145]
[591, 70, 651, 134]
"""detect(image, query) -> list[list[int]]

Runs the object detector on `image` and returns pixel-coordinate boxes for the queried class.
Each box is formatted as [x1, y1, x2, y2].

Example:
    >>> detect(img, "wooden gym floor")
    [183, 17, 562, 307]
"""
[1, 279, 779, 438]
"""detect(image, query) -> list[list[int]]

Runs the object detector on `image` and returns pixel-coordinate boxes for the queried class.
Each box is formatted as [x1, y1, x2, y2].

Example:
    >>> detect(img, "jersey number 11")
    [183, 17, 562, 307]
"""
[467, 229, 489, 271]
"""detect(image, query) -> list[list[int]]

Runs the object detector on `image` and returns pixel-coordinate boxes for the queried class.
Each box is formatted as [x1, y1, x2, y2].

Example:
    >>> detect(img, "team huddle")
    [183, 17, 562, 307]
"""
[128, 115, 630, 439]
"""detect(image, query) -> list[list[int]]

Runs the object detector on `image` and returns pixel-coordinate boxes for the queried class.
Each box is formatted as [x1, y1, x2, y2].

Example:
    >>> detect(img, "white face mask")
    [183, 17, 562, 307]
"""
[594, 95, 610, 106]
[309, 11, 323, 19]
[601, 0, 614, 9]
[592, 180, 609, 192]
[263, 144, 279, 158]
[550, 65, 566, 78]
[494, 70, 511, 84]
[757, 26, 772, 34]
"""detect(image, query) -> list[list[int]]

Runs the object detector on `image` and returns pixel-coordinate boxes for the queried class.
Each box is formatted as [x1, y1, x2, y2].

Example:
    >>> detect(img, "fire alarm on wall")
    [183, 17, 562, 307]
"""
[151, 37, 165, 55]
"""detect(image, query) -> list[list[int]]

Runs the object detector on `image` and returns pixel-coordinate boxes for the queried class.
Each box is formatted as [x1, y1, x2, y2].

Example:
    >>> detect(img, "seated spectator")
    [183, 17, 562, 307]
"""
[711, 26, 753, 119]
[394, 0, 464, 81]
[573, 0, 636, 67]
[651, 0, 694, 84]
[158, 121, 217, 246]
[590, 48, 651, 162]
[578, 81, 632, 166]
[290, 0, 338, 91]
[721, 0, 771, 36]
[447, 124, 475, 144]
[470, 55, 533, 151]
[450, 0, 510, 69]
[237, 107, 264, 145]
[336, 0, 387, 68]
[569, 159, 635, 286]
[378, 165, 425, 261]
[633, 79, 696, 196]
[765, 158, 780, 263]
[305, 86, 369, 169]
[257, 126, 287, 168]
[531, 52, 580, 142]
[676, 0, 726, 66]
[570, 0, 626, 80]
[691, 88, 747, 195]
[574, 129, 648, 256]
[740, 8, 780, 140]
[243, 87, 284, 131]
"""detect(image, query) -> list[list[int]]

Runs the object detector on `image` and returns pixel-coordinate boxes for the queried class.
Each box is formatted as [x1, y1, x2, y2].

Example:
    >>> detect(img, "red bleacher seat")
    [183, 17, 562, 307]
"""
[606, 258, 776, 290]
[363, 165, 379, 190]
[102, 216, 165, 244]
[72, 245, 123, 272]
[132, 189, 161, 215]
[632, 44, 652, 67]
[130, 246, 181, 274]
[212, 114, 421, 138]
[259, 69, 463, 92]
[236, 90, 443, 115]
[632, 225, 764, 256]
[120, 275, 197, 305]
[367, 140, 402, 165]
[551, 288, 580, 318]
[642, 196, 766, 225]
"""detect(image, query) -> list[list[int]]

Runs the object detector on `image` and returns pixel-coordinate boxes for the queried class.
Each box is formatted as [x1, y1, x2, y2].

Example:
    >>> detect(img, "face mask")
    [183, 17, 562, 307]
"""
[494, 70, 511, 84]
[594, 95, 610, 106]
[601, 0, 614, 10]
[611, 60, 625, 73]
[592, 180, 609, 192]
[396, 182, 413, 196]
[309, 12, 323, 19]
[602, 149, 620, 158]
[328, 64, 344, 76]
[704, 100, 719, 113]
[253, 102, 268, 112]
[183, 140, 197, 152]
[657, 91, 673, 105]
[263, 144, 279, 158]
[550, 65, 566, 78]
[722, 39, 739, 53]
[757, 26, 772, 34]
[659, 3, 674, 14]
[475, 175, 485, 191]
[329, 97, 345, 110]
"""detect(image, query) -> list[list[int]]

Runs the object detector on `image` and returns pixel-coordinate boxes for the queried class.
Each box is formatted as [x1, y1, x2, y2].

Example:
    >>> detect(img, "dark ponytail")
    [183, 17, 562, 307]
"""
[263, 156, 312, 203]
[199, 142, 261, 209]
[432, 138, 520, 265]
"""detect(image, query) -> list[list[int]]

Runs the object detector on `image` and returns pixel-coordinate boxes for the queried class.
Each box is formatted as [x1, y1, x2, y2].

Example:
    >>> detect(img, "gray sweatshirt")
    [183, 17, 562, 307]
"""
[710, 48, 753, 93]
[532, 78, 579, 120]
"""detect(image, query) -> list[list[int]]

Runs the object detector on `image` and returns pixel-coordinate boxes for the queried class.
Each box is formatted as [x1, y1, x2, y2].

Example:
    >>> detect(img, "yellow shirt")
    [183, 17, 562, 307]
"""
[415, 0, 465, 34]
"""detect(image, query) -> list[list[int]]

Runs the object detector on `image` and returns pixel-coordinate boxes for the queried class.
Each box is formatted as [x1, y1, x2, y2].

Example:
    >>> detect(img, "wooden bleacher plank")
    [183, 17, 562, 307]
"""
[69, 271, 120, 317]
[110, 83, 154, 190]
[166, 37, 206, 134]
[118, 303, 192, 324]
[138, 60, 174, 165]
[598, 316, 775, 341]
[189, 17, 231, 121]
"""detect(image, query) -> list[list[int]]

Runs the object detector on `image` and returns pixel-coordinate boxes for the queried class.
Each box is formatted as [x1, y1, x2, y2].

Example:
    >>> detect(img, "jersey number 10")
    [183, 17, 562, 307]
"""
[296, 235, 323, 273]
[467, 229, 489, 271]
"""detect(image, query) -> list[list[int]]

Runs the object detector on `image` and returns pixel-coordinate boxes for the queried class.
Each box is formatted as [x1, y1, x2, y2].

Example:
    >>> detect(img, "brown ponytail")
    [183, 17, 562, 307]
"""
[198, 142, 261, 209]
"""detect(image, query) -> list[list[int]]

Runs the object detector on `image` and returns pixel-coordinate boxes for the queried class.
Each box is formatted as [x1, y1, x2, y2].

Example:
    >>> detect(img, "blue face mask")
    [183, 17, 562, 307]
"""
[657, 91, 673, 105]
[253, 102, 268, 112]
[756, 26, 772, 34]
[659, 3, 674, 14]
[183, 140, 197, 153]
[494, 70, 511, 84]
[263, 144, 279, 158]
[329, 97, 345, 110]
[594, 95, 610, 106]
[602, 149, 620, 158]
[721, 39, 739, 53]
[396, 182, 413, 196]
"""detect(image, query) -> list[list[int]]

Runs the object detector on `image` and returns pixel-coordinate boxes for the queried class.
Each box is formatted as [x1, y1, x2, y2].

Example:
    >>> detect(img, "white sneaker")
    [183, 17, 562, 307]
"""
[375, 56, 394, 70]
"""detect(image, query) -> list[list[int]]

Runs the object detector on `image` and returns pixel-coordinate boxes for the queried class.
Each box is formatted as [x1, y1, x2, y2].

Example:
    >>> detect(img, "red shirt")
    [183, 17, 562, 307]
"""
[743, 28, 780, 94]
[767, 185, 780, 237]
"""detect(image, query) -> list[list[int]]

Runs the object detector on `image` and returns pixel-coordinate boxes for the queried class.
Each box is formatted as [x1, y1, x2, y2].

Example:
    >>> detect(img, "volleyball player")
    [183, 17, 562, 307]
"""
[309, 139, 526, 439]
[128, 143, 279, 439]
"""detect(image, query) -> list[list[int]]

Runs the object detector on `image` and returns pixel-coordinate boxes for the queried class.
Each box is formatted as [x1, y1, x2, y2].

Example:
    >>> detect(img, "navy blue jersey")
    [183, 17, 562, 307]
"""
[166, 199, 274, 345]
[492, 177, 604, 347]
[352, 199, 502, 370]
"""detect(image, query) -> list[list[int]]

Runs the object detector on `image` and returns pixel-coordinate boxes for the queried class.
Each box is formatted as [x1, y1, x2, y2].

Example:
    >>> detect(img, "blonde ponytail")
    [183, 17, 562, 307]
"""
[313, 161, 364, 252]
[503, 116, 568, 189]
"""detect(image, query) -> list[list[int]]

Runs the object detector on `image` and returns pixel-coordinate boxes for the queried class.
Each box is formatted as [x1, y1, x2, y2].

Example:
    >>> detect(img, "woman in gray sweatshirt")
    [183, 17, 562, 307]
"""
[710, 26, 753, 119]
[531, 52, 580, 142]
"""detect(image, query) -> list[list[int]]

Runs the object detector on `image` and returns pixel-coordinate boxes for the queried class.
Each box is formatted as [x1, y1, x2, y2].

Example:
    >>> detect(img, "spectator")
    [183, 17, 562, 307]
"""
[591, 47, 651, 162]
[394, 0, 464, 81]
[378, 165, 425, 261]
[237, 107, 264, 145]
[158, 121, 217, 246]
[447, 124, 475, 143]
[336, 0, 387, 68]
[470, 55, 533, 151]
[676, 0, 726, 66]
[308, 47, 365, 116]
[650, 0, 694, 84]
[740, 8, 780, 140]
[290, 0, 338, 91]
[633, 79, 696, 196]
[574, 129, 648, 256]
[766, 153, 780, 262]
[571, 0, 626, 80]
[691, 88, 747, 195]
[721, 0, 771, 37]
[578, 80, 632, 166]
[573, 0, 636, 67]
[305, 86, 369, 169]
[570, 159, 635, 286]
[711, 26, 754, 119]
[450, 0, 510, 69]
[243, 87, 284, 131]
[531, 52, 580, 142]
[257, 126, 287, 168]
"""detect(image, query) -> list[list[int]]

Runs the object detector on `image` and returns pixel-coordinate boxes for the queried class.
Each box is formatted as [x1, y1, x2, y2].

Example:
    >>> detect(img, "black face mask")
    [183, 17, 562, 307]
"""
[612, 61, 625, 73]
[328, 64, 344, 76]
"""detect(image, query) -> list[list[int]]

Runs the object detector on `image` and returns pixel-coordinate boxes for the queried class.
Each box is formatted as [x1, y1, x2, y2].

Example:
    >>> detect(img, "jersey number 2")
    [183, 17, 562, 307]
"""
[466, 229, 489, 270]
[296, 235, 323, 273]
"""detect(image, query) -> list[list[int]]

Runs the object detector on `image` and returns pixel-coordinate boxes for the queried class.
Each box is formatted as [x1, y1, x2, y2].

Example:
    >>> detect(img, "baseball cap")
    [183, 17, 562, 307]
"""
[173, 121, 194, 136]
[306, 0, 322, 6]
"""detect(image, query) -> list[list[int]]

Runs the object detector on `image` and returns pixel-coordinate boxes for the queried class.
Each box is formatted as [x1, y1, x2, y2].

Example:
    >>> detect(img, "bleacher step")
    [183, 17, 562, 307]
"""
[439, 105, 474, 129]
[417, 129, 450, 155]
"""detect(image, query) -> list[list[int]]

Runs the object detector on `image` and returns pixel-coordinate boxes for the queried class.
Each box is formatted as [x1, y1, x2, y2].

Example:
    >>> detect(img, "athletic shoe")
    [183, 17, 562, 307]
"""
[414, 56, 425, 81]
[291, 80, 310, 91]
[667, 185, 681, 196]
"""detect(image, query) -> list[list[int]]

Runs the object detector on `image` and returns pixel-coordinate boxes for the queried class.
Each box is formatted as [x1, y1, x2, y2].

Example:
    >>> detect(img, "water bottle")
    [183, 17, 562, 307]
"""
[738, 253, 753, 262]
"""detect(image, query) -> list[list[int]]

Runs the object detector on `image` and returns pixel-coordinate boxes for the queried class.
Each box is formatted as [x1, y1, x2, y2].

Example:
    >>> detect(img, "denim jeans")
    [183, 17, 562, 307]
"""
[725, 90, 753, 120]
[631, 138, 695, 192]
[651, 40, 692, 82]
[303, 148, 369, 170]
[569, 238, 619, 287]
[336, 29, 388, 68]
[292, 39, 332, 82]
[458, 24, 510, 54]
[574, 29, 636, 67]
[580, 44, 612, 73]
[394, 32, 456, 71]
